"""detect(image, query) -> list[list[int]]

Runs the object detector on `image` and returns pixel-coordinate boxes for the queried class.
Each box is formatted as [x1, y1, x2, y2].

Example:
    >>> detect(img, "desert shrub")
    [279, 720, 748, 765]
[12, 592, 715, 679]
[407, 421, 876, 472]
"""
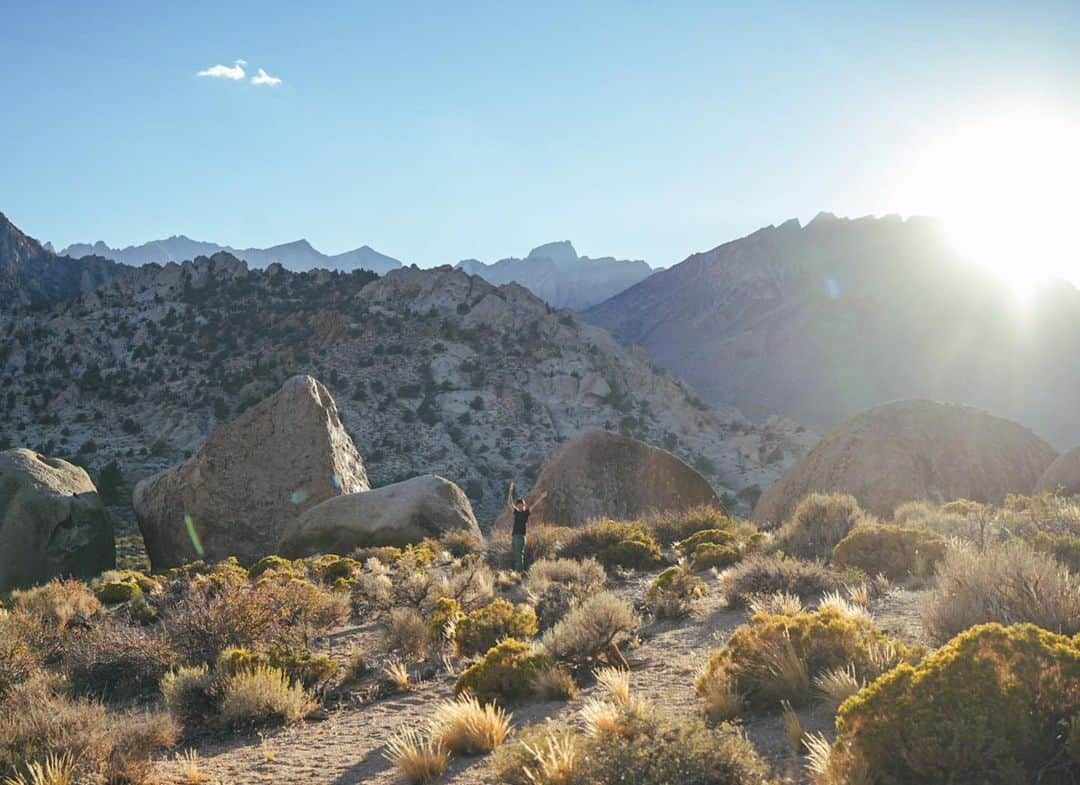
[0, 676, 177, 785]
[269, 650, 339, 689]
[430, 695, 512, 754]
[647, 505, 732, 546]
[490, 721, 577, 785]
[697, 607, 911, 709]
[64, 622, 175, 702]
[559, 519, 664, 569]
[721, 554, 842, 607]
[315, 556, 361, 583]
[832, 523, 947, 579]
[384, 607, 434, 658]
[540, 592, 639, 669]
[384, 725, 450, 785]
[678, 528, 737, 554]
[93, 580, 143, 605]
[774, 492, 867, 558]
[530, 663, 578, 701]
[248, 554, 295, 579]
[429, 597, 465, 642]
[352, 545, 404, 565]
[453, 639, 554, 704]
[827, 623, 1080, 785]
[892, 500, 935, 524]
[0, 613, 46, 699]
[164, 570, 349, 663]
[690, 543, 741, 572]
[454, 600, 538, 656]
[10, 579, 100, 628]
[1033, 531, 1080, 572]
[525, 557, 606, 628]
[218, 665, 314, 728]
[161, 665, 218, 728]
[430, 554, 495, 611]
[439, 529, 484, 558]
[645, 566, 706, 619]
[923, 540, 1080, 642]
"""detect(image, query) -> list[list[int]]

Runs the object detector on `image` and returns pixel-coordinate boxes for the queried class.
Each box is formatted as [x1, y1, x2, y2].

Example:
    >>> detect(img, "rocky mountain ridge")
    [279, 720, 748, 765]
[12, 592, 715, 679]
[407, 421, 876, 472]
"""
[60, 234, 402, 275]
[585, 213, 1080, 447]
[0, 243, 814, 529]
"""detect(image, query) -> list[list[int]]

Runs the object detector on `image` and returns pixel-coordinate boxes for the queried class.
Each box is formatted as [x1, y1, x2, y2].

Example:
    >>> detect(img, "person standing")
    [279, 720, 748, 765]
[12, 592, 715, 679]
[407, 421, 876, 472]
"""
[508, 482, 547, 573]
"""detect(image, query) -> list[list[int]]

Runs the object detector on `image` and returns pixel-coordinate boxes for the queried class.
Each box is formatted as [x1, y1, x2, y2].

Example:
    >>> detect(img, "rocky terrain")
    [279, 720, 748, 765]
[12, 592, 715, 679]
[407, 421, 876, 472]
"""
[0, 220, 814, 535]
[60, 235, 403, 275]
[585, 213, 1080, 448]
[0, 212, 127, 308]
[457, 241, 654, 310]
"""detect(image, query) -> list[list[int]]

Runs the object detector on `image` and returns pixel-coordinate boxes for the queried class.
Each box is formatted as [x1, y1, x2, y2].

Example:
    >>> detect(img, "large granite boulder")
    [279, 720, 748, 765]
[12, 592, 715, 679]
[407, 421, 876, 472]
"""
[1035, 446, 1080, 497]
[753, 400, 1058, 524]
[0, 448, 115, 591]
[494, 430, 722, 529]
[279, 474, 481, 556]
[134, 375, 368, 569]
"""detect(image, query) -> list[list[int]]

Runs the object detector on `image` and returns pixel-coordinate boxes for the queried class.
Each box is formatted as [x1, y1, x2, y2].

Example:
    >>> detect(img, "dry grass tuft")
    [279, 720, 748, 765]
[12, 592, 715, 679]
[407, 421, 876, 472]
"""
[593, 667, 630, 705]
[174, 749, 211, 785]
[747, 591, 804, 616]
[814, 664, 863, 711]
[383, 725, 450, 785]
[763, 632, 810, 699]
[780, 700, 805, 751]
[818, 591, 872, 622]
[430, 695, 512, 755]
[1, 753, 76, 785]
[383, 660, 411, 692]
[218, 665, 313, 728]
[529, 664, 577, 701]
[522, 732, 579, 785]
[696, 666, 744, 723]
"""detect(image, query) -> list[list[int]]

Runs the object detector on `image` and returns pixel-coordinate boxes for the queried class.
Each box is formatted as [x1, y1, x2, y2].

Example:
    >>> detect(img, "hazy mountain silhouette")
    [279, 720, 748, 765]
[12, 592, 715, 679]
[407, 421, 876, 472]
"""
[457, 241, 654, 310]
[60, 235, 402, 275]
[585, 212, 1080, 448]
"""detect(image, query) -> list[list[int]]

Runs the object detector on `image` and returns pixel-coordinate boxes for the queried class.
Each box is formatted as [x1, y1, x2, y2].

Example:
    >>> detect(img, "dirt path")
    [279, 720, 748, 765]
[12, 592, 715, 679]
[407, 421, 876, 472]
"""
[158, 572, 929, 785]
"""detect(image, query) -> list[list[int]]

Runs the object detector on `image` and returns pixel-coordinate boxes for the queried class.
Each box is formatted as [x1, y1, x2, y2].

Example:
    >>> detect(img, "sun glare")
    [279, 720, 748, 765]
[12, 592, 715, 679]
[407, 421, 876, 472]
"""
[901, 107, 1080, 292]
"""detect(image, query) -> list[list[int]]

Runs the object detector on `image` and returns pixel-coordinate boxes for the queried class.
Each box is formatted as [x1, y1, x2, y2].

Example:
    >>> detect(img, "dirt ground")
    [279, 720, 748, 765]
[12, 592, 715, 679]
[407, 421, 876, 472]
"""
[156, 571, 931, 785]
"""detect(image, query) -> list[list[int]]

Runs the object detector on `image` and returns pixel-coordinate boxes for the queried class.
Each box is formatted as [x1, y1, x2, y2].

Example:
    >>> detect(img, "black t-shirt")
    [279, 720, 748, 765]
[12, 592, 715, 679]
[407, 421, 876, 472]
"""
[512, 509, 530, 536]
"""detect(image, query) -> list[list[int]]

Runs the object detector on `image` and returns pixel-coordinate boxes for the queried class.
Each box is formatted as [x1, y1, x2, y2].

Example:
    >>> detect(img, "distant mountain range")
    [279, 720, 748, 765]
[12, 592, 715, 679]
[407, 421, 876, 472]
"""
[457, 241, 654, 310]
[0, 212, 126, 309]
[59, 236, 403, 275]
[585, 212, 1080, 449]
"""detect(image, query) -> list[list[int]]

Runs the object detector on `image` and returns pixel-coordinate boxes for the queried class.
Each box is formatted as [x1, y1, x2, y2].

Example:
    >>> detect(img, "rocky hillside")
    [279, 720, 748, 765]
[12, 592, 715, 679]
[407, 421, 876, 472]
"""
[585, 213, 1080, 448]
[457, 241, 654, 310]
[0, 212, 127, 309]
[60, 235, 402, 274]
[0, 253, 814, 527]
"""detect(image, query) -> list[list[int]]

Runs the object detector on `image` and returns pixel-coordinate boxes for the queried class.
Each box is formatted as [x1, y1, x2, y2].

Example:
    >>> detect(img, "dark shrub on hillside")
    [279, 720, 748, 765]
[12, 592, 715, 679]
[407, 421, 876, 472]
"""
[775, 492, 868, 559]
[65, 622, 175, 703]
[832, 523, 947, 579]
[690, 543, 741, 572]
[829, 624, 1080, 785]
[721, 554, 842, 608]
[645, 566, 707, 619]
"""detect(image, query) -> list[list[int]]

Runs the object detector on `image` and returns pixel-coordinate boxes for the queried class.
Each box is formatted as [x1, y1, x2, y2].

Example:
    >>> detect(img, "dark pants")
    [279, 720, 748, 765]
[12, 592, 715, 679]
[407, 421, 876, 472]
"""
[512, 534, 526, 572]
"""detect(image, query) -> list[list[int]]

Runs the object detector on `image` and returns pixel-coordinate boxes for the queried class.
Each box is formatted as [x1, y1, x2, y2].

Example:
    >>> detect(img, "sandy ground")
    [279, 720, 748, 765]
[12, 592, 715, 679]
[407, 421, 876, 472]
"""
[157, 570, 931, 785]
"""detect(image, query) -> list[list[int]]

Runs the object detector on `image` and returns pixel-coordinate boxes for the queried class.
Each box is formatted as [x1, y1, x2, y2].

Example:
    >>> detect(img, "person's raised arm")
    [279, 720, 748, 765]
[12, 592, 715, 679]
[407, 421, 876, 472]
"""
[531, 490, 549, 508]
[507, 482, 516, 511]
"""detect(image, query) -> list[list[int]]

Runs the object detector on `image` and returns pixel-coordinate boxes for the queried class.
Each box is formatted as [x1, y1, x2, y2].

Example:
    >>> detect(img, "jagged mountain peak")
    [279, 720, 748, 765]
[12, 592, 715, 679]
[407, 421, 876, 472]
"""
[527, 240, 578, 262]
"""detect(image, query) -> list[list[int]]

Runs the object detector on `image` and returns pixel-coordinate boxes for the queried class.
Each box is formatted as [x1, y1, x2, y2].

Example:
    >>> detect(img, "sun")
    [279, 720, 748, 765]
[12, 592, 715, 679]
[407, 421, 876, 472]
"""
[899, 106, 1080, 291]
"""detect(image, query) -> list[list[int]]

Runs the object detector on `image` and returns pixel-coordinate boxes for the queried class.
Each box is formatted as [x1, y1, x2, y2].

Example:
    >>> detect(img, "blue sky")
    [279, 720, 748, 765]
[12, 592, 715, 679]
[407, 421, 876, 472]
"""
[2, 0, 1078, 268]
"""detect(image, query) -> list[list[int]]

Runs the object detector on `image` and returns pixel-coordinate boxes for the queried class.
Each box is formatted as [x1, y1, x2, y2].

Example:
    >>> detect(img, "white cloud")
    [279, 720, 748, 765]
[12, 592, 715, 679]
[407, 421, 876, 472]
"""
[250, 67, 282, 87]
[197, 59, 247, 80]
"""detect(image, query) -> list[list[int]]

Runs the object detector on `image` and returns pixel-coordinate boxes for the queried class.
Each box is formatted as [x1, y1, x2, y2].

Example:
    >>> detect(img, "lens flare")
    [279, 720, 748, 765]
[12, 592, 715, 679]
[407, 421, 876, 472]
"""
[290, 489, 310, 504]
[184, 513, 205, 557]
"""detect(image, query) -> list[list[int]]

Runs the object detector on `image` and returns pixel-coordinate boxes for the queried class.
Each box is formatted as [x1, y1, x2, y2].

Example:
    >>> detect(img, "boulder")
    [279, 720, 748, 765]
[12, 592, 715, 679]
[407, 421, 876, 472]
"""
[1035, 447, 1080, 497]
[494, 430, 722, 529]
[134, 375, 368, 569]
[753, 400, 1058, 524]
[280, 475, 481, 556]
[0, 449, 115, 591]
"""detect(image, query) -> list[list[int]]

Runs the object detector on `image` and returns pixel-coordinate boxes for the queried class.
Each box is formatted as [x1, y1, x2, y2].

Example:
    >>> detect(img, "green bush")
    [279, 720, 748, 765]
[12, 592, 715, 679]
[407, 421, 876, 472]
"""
[94, 580, 143, 605]
[645, 566, 706, 619]
[690, 543, 741, 572]
[430, 597, 465, 638]
[721, 554, 842, 607]
[316, 556, 361, 583]
[697, 607, 911, 709]
[832, 523, 947, 579]
[678, 528, 736, 554]
[248, 555, 295, 579]
[831, 624, 1080, 785]
[775, 492, 868, 559]
[453, 639, 553, 704]
[560, 520, 664, 569]
[454, 600, 538, 656]
[1033, 531, 1080, 572]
